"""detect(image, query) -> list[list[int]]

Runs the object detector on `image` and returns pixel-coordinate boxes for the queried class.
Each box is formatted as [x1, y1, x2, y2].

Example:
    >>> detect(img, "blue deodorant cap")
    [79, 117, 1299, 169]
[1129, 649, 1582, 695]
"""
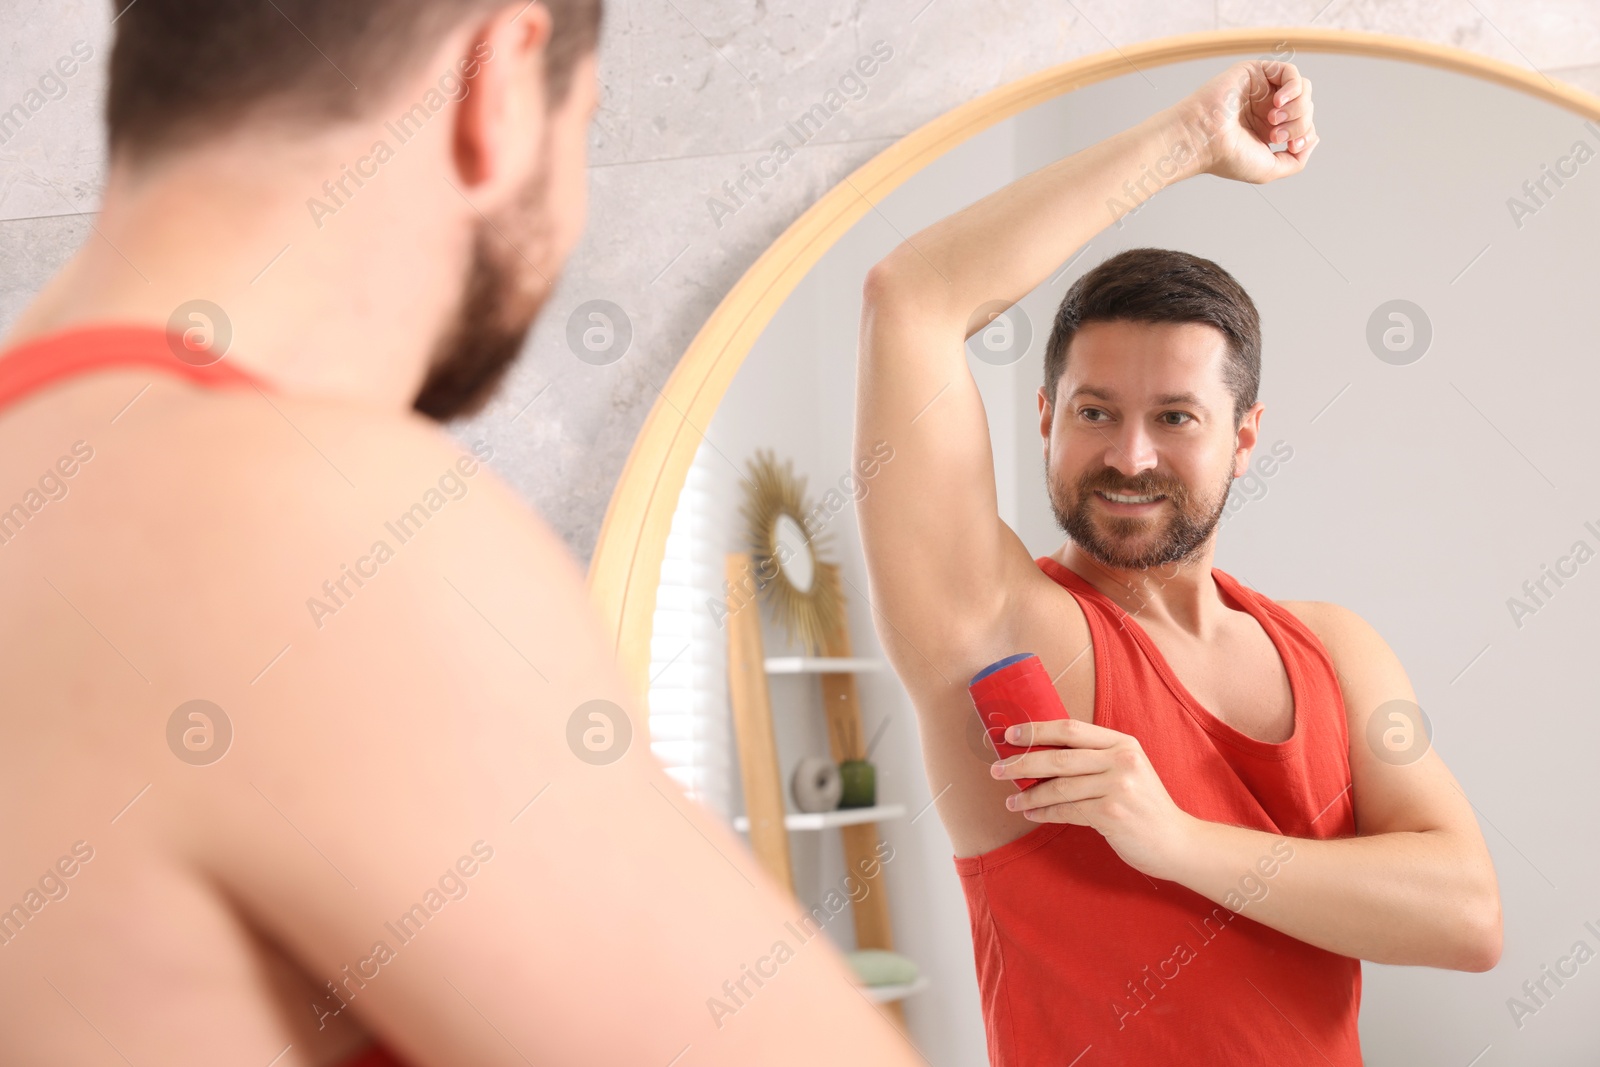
[969, 652, 1036, 687]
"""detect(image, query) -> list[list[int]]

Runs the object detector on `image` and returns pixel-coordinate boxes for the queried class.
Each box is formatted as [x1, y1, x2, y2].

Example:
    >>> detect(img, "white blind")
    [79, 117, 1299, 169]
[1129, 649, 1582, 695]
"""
[646, 449, 735, 822]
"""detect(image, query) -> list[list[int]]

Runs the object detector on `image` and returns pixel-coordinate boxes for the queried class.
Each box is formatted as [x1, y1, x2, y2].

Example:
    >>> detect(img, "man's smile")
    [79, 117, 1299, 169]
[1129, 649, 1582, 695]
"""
[1094, 488, 1167, 513]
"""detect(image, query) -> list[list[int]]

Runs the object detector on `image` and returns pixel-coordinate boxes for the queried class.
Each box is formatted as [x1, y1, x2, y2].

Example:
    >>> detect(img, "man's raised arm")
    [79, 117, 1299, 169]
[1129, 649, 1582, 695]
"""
[855, 60, 1316, 668]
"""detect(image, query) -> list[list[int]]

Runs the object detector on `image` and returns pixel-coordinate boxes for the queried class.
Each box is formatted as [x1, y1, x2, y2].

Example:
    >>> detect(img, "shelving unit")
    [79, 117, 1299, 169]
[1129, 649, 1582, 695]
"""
[733, 802, 906, 833]
[725, 555, 928, 1030]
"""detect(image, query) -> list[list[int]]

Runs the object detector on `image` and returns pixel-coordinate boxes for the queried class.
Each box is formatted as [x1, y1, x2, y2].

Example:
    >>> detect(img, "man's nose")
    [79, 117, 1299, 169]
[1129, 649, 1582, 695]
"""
[1100, 421, 1159, 478]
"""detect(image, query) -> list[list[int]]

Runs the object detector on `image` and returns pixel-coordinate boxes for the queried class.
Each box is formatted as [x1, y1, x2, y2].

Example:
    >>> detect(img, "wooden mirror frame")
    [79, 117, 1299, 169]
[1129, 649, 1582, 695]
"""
[586, 26, 1600, 704]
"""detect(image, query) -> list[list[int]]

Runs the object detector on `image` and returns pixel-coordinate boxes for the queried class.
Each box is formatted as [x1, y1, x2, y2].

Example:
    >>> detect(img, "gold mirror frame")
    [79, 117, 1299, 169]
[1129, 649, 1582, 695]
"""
[586, 26, 1600, 704]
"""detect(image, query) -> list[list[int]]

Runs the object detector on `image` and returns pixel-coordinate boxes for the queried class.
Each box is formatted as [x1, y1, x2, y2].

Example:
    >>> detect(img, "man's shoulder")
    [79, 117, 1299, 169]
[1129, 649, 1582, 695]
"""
[127, 386, 609, 744]
[101, 382, 586, 652]
[146, 385, 542, 548]
[1277, 598, 1338, 630]
[1274, 599, 1399, 688]
[169, 386, 505, 499]
[1275, 599, 1370, 643]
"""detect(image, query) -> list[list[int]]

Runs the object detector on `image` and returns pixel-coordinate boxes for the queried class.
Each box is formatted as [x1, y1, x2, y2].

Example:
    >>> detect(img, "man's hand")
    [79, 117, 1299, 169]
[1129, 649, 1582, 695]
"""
[991, 717, 1197, 881]
[1178, 59, 1319, 184]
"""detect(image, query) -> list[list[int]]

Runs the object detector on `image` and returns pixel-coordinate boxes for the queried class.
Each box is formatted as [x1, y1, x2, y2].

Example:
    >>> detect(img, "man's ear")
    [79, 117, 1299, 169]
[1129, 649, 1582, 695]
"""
[451, 3, 553, 193]
[1232, 400, 1265, 476]
[1037, 387, 1053, 445]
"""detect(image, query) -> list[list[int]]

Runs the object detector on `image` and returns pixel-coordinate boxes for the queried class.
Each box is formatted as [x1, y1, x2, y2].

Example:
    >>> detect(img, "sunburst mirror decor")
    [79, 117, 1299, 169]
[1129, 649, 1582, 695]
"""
[739, 449, 844, 656]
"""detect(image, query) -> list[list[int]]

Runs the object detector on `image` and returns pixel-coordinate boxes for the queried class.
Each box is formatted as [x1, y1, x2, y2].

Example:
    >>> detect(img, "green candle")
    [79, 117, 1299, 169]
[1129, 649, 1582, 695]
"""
[838, 759, 876, 808]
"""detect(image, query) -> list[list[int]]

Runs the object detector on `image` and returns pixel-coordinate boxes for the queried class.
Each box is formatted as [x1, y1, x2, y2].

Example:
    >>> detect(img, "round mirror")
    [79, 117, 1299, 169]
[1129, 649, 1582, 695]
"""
[601, 32, 1600, 1063]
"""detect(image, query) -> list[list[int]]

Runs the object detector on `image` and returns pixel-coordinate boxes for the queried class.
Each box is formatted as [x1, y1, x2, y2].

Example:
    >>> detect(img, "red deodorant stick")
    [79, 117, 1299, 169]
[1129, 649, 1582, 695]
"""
[968, 652, 1070, 790]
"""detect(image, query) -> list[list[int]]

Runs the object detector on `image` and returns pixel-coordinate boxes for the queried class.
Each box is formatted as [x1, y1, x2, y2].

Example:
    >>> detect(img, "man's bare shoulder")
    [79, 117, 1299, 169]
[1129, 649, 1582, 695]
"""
[163, 383, 535, 526]
[1276, 599, 1409, 707]
[13, 375, 597, 707]
[172, 385, 590, 655]
[75, 380, 630, 879]
[1277, 599, 1378, 655]
[108, 378, 564, 575]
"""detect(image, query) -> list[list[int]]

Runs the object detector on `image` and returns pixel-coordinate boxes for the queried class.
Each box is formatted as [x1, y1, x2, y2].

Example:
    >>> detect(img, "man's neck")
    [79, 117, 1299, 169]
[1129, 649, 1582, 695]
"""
[1054, 542, 1226, 639]
[7, 140, 468, 417]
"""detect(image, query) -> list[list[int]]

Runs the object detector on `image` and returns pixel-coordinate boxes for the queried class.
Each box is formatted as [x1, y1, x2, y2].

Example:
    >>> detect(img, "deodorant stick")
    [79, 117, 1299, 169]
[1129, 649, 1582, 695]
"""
[968, 652, 1070, 790]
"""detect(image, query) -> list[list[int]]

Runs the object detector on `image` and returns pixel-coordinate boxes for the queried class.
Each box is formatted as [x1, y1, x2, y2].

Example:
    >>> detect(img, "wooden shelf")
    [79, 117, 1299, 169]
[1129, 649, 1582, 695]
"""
[727, 557, 908, 1031]
[764, 656, 883, 674]
[861, 975, 931, 1004]
[733, 802, 906, 833]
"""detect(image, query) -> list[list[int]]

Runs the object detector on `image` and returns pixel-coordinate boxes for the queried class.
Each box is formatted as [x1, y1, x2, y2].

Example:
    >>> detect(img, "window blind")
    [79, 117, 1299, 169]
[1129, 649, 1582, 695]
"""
[646, 449, 736, 822]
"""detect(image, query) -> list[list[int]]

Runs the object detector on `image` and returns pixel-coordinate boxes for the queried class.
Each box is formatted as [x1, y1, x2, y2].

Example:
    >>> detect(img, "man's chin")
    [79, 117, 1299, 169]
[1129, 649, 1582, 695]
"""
[1086, 545, 1166, 571]
[1073, 520, 1186, 570]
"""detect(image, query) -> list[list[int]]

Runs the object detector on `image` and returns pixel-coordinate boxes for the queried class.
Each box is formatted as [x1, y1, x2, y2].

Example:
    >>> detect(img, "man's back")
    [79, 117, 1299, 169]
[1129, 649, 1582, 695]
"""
[0, 340, 918, 1064]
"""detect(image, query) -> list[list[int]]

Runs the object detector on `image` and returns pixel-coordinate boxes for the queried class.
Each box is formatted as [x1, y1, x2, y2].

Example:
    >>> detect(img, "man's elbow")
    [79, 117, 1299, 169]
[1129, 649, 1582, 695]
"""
[1455, 893, 1504, 973]
[862, 246, 938, 309]
[862, 256, 908, 309]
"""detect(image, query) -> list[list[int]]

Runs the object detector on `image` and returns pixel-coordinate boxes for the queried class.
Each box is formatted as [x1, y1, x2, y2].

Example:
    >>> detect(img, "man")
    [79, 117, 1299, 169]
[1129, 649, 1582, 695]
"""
[856, 59, 1502, 1063]
[0, 3, 926, 1064]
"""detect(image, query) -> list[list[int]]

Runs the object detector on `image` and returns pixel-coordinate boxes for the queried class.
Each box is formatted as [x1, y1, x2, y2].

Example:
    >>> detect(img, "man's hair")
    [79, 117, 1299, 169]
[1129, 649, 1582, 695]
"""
[106, 0, 602, 164]
[1043, 247, 1261, 429]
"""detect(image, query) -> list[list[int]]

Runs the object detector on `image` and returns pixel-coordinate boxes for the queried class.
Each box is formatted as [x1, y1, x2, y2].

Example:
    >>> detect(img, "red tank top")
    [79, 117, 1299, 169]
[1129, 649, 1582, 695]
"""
[955, 556, 1362, 1065]
[0, 325, 415, 1067]
[340, 1044, 412, 1067]
[0, 324, 266, 412]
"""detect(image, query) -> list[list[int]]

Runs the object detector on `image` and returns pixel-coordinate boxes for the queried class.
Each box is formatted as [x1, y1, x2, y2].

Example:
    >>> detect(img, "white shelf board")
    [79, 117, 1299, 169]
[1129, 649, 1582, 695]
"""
[763, 656, 884, 674]
[733, 802, 906, 833]
[861, 975, 931, 1004]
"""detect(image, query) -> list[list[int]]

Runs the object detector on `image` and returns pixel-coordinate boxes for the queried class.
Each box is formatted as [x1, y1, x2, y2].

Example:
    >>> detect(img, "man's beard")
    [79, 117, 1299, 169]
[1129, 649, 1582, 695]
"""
[1048, 447, 1233, 571]
[412, 155, 556, 422]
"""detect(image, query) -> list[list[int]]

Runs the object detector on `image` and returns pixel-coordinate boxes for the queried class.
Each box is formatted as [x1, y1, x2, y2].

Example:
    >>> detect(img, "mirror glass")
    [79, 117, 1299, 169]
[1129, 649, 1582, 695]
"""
[773, 512, 815, 593]
[643, 49, 1599, 1064]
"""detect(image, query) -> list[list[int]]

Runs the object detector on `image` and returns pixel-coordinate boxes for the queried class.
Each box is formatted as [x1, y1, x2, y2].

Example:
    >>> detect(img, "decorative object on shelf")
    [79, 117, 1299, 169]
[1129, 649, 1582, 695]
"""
[790, 755, 843, 813]
[738, 448, 843, 656]
[846, 948, 920, 988]
[837, 758, 876, 809]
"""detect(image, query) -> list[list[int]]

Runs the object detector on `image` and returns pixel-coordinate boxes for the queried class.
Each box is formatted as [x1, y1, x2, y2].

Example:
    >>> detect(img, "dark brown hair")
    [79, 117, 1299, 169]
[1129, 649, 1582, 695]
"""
[106, 0, 602, 164]
[1043, 247, 1261, 429]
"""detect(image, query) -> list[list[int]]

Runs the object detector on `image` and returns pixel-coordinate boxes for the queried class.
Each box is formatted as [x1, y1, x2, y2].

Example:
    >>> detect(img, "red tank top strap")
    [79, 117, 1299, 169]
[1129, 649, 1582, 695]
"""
[339, 1042, 414, 1067]
[0, 323, 267, 414]
[1032, 555, 1129, 732]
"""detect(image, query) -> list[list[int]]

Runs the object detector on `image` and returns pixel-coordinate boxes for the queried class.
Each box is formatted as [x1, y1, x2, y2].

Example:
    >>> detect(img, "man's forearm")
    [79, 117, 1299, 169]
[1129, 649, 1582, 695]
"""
[871, 102, 1209, 332]
[1167, 814, 1501, 971]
